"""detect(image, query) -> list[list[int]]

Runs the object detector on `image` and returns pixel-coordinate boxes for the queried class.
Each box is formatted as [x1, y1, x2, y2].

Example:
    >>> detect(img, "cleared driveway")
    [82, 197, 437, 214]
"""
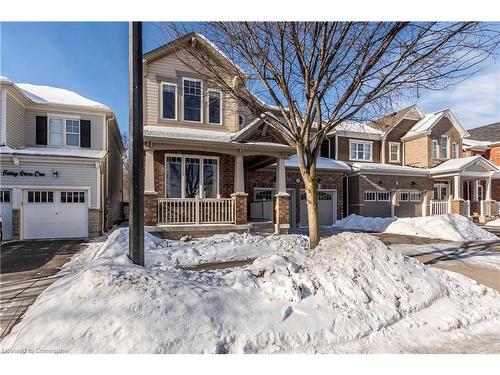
[0, 239, 86, 339]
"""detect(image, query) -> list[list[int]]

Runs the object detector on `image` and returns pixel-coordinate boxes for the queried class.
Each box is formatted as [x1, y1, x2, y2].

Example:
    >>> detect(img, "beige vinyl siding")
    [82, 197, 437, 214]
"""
[6, 92, 26, 148]
[24, 108, 104, 150]
[0, 159, 100, 207]
[145, 52, 239, 132]
[105, 127, 124, 227]
[0, 89, 5, 144]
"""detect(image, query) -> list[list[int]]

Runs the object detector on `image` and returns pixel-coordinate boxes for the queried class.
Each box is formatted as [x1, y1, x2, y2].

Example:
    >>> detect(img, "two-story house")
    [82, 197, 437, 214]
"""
[0, 76, 125, 241]
[249, 105, 499, 226]
[141, 33, 499, 239]
[141, 33, 295, 238]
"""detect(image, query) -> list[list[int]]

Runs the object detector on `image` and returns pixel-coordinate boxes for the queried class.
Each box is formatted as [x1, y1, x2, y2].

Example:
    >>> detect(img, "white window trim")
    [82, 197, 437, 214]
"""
[164, 153, 220, 199]
[182, 77, 203, 124]
[477, 184, 484, 201]
[432, 140, 439, 159]
[364, 191, 377, 202]
[399, 191, 409, 202]
[389, 142, 401, 163]
[160, 82, 178, 121]
[377, 191, 391, 201]
[254, 188, 274, 201]
[410, 192, 422, 202]
[207, 89, 223, 125]
[47, 116, 81, 148]
[349, 139, 373, 162]
[440, 135, 449, 159]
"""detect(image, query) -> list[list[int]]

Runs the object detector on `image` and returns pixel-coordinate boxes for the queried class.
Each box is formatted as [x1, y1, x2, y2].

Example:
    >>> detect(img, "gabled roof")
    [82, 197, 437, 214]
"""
[143, 32, 246, 77]
[330, 120, 383, 140]
[465, 122, 500, 143]
[284, 155, 351, 171]
[429, 155, 499, 175]
[369, 105, 425, 133]
[401, 109, 469, 141]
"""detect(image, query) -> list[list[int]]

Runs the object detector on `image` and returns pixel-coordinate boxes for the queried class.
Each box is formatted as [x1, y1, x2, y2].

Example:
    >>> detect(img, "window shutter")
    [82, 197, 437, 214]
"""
[35, 116, 48, 145]
[80, 120, 91, 148]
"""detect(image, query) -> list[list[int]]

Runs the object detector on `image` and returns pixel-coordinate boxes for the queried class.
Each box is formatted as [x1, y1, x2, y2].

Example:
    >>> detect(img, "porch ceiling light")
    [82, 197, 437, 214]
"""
[53, 170, 58, 178]
[394, 181, 400, 186]
[378, 180, 383, 186]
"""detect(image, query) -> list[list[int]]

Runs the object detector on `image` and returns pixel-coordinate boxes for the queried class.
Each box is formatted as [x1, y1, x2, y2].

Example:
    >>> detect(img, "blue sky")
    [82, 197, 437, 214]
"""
[1, 22, 499, 133]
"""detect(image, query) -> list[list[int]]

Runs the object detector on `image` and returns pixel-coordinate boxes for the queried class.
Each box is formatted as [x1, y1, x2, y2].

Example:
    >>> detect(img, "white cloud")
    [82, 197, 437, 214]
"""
[416, 68, 500, 129]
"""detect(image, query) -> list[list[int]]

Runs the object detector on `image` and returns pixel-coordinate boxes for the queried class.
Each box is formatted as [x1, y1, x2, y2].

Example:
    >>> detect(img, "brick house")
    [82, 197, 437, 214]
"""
[141, 33, 500, 238]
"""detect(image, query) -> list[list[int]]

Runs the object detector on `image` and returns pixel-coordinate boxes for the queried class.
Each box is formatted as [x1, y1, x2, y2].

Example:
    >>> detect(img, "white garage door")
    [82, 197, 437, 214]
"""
[0, 190, 13, 241]
[300, 189, 337, 227]
[23, 190, 88, 239]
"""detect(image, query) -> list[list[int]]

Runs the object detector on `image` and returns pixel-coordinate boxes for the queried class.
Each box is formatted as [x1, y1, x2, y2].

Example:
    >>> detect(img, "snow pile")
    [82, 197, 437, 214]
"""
[334, 214, 498, 242]
[2, 230, 499, 353]
[486, 218, 500, 227]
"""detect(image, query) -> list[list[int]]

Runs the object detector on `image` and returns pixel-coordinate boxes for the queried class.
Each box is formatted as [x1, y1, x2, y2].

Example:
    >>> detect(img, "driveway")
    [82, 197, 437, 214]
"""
[0, 239, 86, 339]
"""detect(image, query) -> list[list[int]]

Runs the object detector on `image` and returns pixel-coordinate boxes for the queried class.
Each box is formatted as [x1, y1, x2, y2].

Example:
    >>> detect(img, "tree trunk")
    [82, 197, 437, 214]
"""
[300, 165, 320, 249]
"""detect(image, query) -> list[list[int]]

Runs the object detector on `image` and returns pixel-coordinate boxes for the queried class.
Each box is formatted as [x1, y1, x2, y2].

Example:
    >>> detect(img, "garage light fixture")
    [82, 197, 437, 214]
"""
[52, 170, 58, 178]
[378, 180, 383, 186]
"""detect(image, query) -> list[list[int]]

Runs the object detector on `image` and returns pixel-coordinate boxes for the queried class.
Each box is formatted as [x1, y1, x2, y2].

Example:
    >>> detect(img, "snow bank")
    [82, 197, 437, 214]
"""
[334, 214, 498, 242]
[2, 229, 499, 353]
[486, 218, 500, 227]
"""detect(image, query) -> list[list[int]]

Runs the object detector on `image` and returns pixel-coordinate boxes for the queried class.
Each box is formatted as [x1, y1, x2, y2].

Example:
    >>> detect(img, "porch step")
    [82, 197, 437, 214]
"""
[249, 220, 274, 234]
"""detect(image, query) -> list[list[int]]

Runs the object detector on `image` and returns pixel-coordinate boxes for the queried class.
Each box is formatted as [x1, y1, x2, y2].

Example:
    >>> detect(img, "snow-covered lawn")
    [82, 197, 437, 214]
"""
[334, 214, 498, 242]
[1, 228, 499, 353]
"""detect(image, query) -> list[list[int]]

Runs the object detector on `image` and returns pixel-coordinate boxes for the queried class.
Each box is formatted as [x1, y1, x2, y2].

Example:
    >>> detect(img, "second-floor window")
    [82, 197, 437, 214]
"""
[208, 90, 222, 124]
[183, 78, 202, 122]
[48, 117, 80, 146]
[440, 135, 448, 159]
[451, 142, 458, 159]
[432, 140, 439, 159]
[161, 83, 177, 120]
[320, 139, 330, 158]
[349, 140, 372, 161]
[389, 142, 400, 163]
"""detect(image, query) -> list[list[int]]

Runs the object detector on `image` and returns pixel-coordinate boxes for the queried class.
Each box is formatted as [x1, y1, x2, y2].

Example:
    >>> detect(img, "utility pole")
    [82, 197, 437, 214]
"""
[128, 22, 144, 266]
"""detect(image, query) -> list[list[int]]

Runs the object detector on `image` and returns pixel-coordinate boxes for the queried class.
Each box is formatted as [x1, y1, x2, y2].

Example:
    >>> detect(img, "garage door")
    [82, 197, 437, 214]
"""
[23, 190, 88, 239]
[300, 189, 337, 227]
[0, 190, 13, 241]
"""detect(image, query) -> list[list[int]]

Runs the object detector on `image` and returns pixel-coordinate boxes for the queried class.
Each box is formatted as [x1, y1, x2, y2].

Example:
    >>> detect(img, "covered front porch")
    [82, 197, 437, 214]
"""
[428, 156, 500, 222]
[142, 122, 295, 238]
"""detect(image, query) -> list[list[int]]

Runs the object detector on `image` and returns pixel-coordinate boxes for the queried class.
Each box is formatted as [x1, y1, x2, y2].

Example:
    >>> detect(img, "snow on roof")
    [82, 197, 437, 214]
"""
[333, 121, 383, 136]
[284, 154, 351, 171]
[429, 155, 498, 174]
[0, 145, 106, 159]
[195, 33, 247, 76]
[402, 109, 469, 140]
[15, 83, 110, 110]
[0, 76, 13, 84]
[350, 162, 428, 175]
[144, 125, 233, 142]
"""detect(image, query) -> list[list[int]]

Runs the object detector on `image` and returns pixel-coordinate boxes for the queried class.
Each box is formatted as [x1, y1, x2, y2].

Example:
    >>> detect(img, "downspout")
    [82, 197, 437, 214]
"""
[103, 115, 115, 231]
[402, 140, 405, 165]
[381, 134, 387, 164]
[100, 152, 109, 234]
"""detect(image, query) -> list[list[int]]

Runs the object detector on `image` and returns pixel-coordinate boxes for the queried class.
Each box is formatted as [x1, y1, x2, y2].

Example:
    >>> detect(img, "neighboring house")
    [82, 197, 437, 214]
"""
[0, 76, 125, 241]
[463, 122, 500, 203]
[141, 33, 499, 238]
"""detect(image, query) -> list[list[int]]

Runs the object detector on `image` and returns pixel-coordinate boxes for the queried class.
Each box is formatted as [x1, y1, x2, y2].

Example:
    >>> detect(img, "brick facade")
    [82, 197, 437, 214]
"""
[88, 209, 102, 237]
[275, 194, 290, 225]
[246, 167, 344, 227]
[144, 193, 158, 225]
[232, 193, 248, 224]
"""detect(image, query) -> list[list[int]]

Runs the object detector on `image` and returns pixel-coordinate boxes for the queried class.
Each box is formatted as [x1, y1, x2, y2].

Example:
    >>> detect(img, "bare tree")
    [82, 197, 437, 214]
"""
[159, 22, 498, 248]
[121, 131, 129, 168]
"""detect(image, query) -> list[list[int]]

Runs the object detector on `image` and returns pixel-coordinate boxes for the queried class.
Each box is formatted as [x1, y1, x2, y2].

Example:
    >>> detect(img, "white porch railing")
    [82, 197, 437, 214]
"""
[495, 202, 500, 216]
[157, 198, 235, 225]
[430, 200, 450, 216]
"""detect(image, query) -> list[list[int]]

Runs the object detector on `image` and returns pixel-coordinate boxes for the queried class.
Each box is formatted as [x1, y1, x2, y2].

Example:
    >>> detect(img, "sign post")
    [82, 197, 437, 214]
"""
[128, 21, 144, 266]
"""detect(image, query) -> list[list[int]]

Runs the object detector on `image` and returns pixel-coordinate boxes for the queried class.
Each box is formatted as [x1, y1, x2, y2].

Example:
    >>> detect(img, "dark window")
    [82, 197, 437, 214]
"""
[27, 191, 53, 203]
[320, 139, 330, 158]
[0, 190, 11, 203]
[239, 114, 245, 127]
[162, 84, 176, 119]
[255, 190, 273, 200]
[208, 91, 221, 124]
[61, 191, 85, 204]
[183, 79, 202, 122]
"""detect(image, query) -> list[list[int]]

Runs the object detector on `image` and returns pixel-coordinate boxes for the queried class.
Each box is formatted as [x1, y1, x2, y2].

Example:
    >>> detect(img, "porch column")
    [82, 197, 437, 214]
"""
[486, 176, 492, 201]
[232, 155, 248, 225]
[391, 191, 397, 217]
[453, 175, 461, 200]
[275, 157, 289, 234]
[474, 180, 480, 201]
[144, 149, 156, 194]
[422, 190, 431, 217]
